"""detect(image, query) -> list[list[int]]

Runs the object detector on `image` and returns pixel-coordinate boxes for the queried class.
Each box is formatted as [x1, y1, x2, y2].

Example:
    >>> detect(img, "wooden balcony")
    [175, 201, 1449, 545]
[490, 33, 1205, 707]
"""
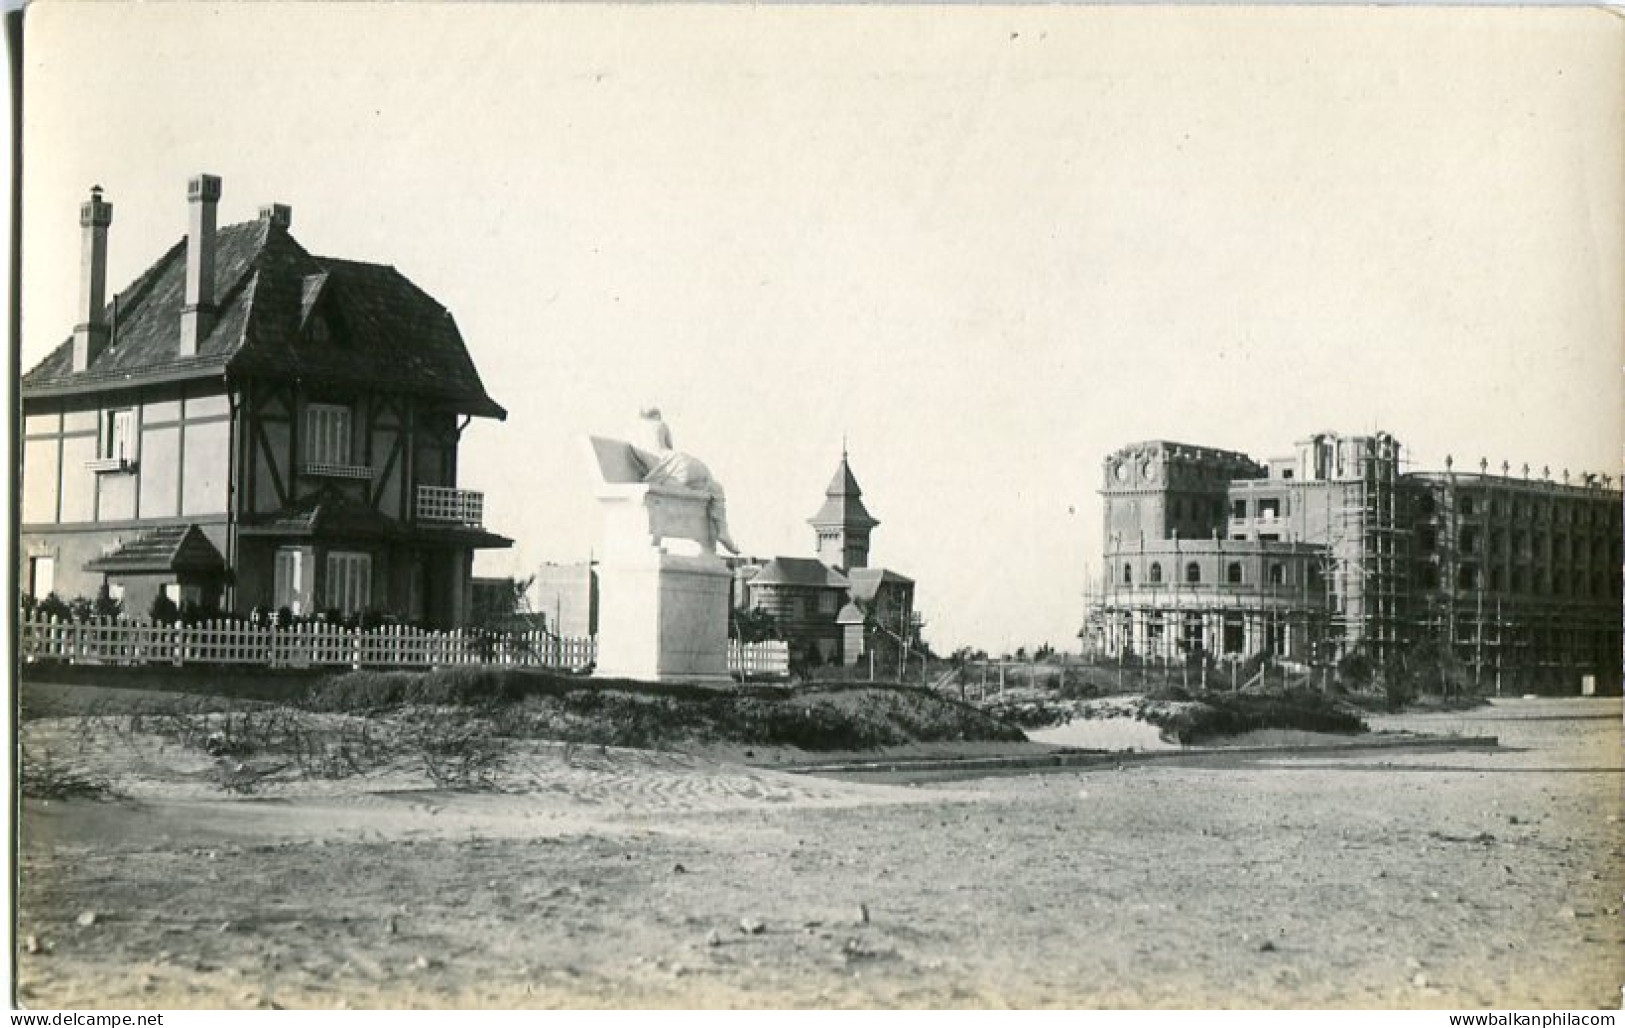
[416, 485, 484, 527]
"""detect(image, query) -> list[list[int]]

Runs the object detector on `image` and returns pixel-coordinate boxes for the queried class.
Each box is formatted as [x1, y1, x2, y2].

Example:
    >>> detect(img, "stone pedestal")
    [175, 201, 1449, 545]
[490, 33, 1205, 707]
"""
[595, 550, 732, 683]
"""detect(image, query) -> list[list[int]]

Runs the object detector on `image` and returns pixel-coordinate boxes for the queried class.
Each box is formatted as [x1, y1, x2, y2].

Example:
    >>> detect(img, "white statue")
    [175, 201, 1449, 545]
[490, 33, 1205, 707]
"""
[631, 408, 739, 555]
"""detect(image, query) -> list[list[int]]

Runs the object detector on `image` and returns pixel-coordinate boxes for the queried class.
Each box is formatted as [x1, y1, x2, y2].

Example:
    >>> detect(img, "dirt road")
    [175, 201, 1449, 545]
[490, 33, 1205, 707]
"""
[16, 697, 1622, 1008]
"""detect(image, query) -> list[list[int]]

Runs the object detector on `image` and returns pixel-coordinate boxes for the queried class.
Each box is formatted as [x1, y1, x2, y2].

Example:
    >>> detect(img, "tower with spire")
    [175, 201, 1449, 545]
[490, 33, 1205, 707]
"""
[808, 444, 880, 571]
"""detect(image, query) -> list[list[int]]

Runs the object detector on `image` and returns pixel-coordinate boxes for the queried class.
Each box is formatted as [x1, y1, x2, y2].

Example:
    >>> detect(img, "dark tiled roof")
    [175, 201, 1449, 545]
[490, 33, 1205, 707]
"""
[85, 524, 226, 575]
[238, 489, 511, 549]
[23, 219, 504, 418]
[239, 490, 402, 540]
[847, 566, 913, 603]
[750, 556, 849, 589]
[412, 524, 513, 550]
[808, 454, 879, 530]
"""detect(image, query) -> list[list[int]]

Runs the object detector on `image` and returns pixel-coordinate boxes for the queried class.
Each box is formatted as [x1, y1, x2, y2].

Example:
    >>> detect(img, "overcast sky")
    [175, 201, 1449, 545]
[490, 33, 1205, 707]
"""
[18, 4, 1622, 653]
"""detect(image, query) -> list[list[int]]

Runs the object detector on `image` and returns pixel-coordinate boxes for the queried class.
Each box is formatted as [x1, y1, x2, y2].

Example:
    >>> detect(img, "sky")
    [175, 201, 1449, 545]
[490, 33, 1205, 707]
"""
[16, 4, 1623, 654]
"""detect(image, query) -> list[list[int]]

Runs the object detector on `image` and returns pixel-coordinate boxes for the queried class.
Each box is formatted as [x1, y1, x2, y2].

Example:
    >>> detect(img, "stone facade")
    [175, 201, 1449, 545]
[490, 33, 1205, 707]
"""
[1089, 431, 1621, 692]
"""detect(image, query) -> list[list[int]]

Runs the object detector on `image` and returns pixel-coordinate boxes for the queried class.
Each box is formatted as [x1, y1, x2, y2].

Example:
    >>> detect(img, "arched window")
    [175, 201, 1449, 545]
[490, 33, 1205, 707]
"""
[1149, 562, 1163, 584]
[1268, 563, 1285, 586]
[1185, 562, 1201, 584]
[1225, 562, 1243, 584]
[1122, 563, 1133, 585]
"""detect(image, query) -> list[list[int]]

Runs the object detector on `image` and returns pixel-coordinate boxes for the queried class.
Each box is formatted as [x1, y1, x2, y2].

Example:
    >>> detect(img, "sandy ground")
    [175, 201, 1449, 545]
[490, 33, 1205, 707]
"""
[15, 696, 1623, 1009]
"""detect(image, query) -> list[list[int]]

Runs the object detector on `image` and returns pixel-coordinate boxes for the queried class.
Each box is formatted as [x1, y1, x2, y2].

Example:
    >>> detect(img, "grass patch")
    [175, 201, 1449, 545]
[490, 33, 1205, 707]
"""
[1141, 689, 1367, 744]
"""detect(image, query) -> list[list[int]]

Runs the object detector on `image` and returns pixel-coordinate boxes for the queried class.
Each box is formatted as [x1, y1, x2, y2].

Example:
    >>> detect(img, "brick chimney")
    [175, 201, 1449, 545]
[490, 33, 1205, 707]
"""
[179, 173, 222, 357]
[259, 203, 291, 230]
[71, 185, 113, 372]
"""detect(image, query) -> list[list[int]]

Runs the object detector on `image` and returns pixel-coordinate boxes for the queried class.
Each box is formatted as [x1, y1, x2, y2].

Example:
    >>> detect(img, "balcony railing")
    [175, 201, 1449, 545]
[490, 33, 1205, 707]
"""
[302, 461, 375, 480]
[417, 485, 484, 527]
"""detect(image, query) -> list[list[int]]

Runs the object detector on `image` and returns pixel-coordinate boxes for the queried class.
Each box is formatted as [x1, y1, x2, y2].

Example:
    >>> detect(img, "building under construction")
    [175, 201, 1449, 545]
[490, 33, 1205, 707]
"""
[1086, 431, 1621, 693]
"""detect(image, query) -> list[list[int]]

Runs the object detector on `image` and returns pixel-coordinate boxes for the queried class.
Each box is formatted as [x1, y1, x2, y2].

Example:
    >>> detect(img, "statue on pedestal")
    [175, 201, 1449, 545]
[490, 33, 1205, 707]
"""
[631, 408, 739, 555]
[582, 409, 737, 683]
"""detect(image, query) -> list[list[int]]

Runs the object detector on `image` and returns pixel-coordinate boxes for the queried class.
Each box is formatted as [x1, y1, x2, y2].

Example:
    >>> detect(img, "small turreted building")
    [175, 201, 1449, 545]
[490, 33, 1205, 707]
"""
[732, 450, 915, 667]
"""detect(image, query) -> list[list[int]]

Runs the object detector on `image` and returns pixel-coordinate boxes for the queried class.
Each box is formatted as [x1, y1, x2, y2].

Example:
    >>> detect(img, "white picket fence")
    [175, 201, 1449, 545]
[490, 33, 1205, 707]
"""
[18, 615, 595, 672]
[729, 639, 790, 680]
[18, 614, 791, 679]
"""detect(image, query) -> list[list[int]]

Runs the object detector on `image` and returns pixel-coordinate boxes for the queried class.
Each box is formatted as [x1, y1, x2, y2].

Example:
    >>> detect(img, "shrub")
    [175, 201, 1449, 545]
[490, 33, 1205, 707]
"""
[93, 582, 123, 619]
[1147, 689, 1367, 744]
[149, 592, 180, 625]
[303, 667, 532, 712]
[1337, 651, 1377, 690]
[35, 593, 71, 622]
[21, 746, 116, 800]
[404, 711, 509, 790]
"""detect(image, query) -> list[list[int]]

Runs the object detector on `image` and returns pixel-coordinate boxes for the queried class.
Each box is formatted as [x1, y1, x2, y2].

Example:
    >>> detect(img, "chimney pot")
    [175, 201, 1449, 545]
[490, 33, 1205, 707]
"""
[188, 174, 222, 203]
[258, 203, 292, 229]
[180, 173, 222, 357]
[72, 185, 114, 372]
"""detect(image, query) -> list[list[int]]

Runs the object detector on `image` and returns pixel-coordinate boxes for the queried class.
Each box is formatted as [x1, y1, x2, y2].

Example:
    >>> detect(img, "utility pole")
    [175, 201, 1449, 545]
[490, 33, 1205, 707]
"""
[1474, 580, 1484, 692]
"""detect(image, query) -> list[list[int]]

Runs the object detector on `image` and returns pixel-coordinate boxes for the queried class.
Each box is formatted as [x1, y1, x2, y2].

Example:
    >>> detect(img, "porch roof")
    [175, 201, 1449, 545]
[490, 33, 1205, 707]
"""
[85, 524, 226, 576]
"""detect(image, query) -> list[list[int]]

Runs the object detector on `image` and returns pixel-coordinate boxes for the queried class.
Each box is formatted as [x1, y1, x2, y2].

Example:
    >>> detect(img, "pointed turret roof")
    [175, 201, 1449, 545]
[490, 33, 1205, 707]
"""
[808, 450, 880, 530]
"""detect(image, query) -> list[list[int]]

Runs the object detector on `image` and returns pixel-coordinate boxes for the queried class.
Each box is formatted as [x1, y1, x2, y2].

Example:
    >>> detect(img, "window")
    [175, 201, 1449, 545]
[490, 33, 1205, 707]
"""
[818, 591, 838, 615]
[325, 551, 372, 616]
[1122, 563, 1133, 585]
[1460, 527, 1479, 554]
[1460, 497, 1475, 517]
[99, 408, 136, 463]
[1231, 499, 1247, 520]
[1225, 562, 1243, 584]
[163, 582, 202, 608]
[1149, 563, 1163, 584]
[274, 547, 307, 614]
[1268, 562, 1285, 586]
[28, 556, 55, 599]
[303, 404, 353, 466]
[1185, 562, 1201, 584]
[1258, 498, 1281, 520]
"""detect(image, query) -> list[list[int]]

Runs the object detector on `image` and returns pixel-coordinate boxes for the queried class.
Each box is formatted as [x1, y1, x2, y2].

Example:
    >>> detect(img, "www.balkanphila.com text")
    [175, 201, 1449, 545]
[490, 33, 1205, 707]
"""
[1450, 1016, 1614, 1026]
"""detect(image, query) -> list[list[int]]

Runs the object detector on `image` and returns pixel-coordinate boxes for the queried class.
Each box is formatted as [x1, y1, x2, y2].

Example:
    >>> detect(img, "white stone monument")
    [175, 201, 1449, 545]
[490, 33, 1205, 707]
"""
[584, 413, 736, 683]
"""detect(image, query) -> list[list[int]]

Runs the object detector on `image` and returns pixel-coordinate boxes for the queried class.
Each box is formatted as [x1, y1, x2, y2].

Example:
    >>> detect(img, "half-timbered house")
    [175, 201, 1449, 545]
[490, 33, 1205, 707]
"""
[20, 175, 509, 626]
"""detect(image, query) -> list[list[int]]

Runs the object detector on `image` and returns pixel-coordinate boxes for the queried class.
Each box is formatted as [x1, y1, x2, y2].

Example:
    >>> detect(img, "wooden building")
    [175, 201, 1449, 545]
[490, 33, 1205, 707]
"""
[20, 175, 509, 626]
